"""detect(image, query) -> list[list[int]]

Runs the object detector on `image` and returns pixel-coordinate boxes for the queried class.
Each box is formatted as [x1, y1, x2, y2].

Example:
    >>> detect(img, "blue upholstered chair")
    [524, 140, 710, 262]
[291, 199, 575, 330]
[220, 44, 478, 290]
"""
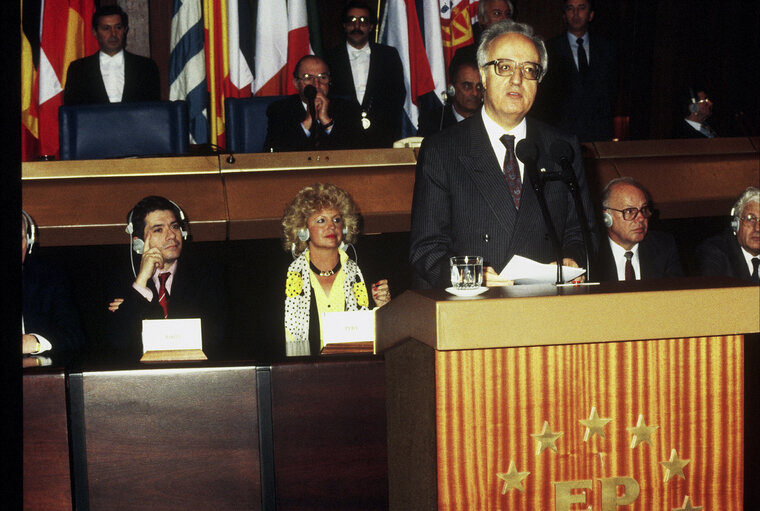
[59, 101, 189, 160]
[224, 96, 287, 154]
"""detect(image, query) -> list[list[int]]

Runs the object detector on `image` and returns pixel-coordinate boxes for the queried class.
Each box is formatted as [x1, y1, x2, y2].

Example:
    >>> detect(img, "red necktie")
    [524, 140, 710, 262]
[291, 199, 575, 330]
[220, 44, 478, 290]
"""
[500, 134, 521, 209]
[158, 272, 170, 318]
[624, 251, 636, 281]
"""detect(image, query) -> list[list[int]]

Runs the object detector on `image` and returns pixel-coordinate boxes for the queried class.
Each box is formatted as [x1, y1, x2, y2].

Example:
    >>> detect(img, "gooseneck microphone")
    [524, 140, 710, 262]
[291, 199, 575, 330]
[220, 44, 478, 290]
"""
[515, 139, 564, 284]
[549, 140, 594, 281]
[304, 84, 317, 123]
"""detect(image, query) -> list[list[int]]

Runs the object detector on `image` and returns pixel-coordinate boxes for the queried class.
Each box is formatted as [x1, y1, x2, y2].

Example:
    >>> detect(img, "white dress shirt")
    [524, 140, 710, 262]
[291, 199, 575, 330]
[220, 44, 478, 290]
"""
[347, 42, 371, 104]
[481, 108, 528, 181]
[608, 237, 641, 280]
[99, 50, 126, 103]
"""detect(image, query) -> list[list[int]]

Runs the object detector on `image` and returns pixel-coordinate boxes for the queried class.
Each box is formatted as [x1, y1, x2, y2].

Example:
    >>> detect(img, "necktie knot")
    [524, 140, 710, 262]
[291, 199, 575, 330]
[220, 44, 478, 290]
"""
[624, 251, 633, 261]
[576, 37, 584, 47]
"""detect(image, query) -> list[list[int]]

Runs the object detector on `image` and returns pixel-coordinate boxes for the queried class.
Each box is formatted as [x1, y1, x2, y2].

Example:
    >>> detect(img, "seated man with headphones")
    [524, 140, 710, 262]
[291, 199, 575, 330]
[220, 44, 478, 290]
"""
[594, 177, 683, 281]
[696, 187, 760, 282]
[673, 87, 717, 139]
[107, 196, 226, 359]
[22, 210, 85, 364]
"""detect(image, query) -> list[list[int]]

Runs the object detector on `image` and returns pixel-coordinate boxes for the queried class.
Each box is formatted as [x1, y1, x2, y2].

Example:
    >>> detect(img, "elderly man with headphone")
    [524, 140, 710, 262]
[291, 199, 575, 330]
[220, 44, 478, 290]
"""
[697, 187, 760, 282]
[22, 210, 85, 364]
[107, 196, 226, 359]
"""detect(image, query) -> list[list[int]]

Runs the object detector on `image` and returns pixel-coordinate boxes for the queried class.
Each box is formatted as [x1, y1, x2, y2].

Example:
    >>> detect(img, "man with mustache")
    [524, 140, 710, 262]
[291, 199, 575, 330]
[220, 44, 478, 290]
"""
[594, 177, 683, 281]
[64, 5, 160, 105]
[325, 1, 405, 148]
[107, 196, 226, 359]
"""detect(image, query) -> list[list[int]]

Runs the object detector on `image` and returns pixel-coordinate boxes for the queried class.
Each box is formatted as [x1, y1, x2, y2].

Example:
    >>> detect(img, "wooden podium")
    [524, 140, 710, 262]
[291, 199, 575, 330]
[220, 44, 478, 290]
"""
[376, 278, 759, 511]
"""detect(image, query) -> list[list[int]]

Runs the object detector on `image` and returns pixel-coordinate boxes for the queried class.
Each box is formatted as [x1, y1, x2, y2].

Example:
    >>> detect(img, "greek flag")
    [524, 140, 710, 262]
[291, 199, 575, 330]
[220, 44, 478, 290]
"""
[170, 0, 209, 144]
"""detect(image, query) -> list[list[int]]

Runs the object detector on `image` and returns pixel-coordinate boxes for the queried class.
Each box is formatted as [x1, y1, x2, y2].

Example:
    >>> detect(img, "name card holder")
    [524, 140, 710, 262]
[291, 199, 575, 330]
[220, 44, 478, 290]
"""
[320, 310, 376, 355]
[140, 318, 207, 362]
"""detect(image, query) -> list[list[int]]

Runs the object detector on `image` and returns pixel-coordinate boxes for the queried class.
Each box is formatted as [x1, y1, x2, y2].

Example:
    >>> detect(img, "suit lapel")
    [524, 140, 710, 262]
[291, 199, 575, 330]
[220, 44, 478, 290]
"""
[89, 53, 110, 103]
[458, 116, 518, 240]
[335, 45, 358, 102]
[363, 44, 380, 108]
[638, 236, 655, 279]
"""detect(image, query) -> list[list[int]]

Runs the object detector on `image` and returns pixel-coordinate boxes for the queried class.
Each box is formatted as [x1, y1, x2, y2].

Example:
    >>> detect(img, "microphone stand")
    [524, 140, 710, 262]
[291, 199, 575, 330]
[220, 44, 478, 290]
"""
[516, 140, 564, 284]
[550, 141, 594, 282]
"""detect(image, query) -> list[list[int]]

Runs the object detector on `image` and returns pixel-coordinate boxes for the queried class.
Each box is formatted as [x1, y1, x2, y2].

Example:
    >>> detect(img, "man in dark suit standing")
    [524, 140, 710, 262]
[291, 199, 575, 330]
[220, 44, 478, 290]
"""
[107, 197, 225, 360]
[595, 178, 683, 281]
[63, 5, 160, 105]
[697, 187, 760, 282]
[536, 0, 617, 142]
[325, 1, 405, 148]
[418, 54, 483, 137]
[21, 211, 85, 364]
[409, 20, 597, 288]
[263, 55, 364, 152]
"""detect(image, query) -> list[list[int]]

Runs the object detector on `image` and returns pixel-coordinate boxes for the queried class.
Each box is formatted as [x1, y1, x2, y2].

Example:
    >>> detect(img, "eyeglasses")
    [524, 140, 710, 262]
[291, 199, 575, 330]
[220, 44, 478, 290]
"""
[297, 73, 330, 84]
[483, 59, 543, 81]
[343, 16, 372, 26]
[739, 213, 759, 226]
[604, 205, 653, 221]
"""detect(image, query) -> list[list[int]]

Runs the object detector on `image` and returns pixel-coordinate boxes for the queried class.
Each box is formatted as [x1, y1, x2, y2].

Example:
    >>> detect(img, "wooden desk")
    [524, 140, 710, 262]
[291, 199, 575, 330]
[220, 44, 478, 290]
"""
[22, 138, 759, 246]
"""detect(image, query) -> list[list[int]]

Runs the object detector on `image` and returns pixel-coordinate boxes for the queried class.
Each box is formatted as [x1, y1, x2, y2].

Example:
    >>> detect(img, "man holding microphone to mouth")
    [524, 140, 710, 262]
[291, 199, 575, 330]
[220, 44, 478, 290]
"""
[107, 196, 226, 360]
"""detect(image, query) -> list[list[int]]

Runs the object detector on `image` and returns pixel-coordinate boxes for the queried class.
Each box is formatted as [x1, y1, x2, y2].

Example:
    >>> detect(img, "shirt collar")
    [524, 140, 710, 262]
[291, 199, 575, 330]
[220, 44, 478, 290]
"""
[567, 32, 589, 47]
[481, 107, 527, 147]
[99, 49, 125, 65]
[607, 236, 639, 258]
[347, 41, 371, 58]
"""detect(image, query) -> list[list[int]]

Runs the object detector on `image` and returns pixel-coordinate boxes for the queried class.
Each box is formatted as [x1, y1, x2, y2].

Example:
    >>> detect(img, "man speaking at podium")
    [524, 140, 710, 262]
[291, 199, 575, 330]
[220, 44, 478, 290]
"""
[107, 196, 225, 359]
[409, 20, 596, 288]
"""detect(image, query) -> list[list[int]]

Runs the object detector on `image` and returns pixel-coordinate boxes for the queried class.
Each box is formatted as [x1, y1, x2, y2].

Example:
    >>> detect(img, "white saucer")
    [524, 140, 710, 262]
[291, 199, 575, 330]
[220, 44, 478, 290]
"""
[445, 286, 488, 297]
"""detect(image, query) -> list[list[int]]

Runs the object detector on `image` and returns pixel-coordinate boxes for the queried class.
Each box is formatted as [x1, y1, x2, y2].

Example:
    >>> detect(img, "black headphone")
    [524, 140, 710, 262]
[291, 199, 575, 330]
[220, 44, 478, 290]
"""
[730, 205, 741, 235]
[296, 225, 348, 242]
[22, 210, 37, 255]
[125, 199, 188, 255]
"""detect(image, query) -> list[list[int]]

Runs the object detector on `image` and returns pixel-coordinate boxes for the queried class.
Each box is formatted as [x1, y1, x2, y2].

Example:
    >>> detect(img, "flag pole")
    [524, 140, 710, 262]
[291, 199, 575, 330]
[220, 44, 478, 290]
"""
[375, 0, 381, 43]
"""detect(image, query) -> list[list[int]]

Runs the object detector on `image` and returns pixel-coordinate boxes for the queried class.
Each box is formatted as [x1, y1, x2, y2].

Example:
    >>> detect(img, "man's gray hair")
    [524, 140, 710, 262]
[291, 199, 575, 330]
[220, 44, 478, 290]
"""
[732, 186, 760, 217]
[477, 20, 548, 82]
[478, 0, 514, 23]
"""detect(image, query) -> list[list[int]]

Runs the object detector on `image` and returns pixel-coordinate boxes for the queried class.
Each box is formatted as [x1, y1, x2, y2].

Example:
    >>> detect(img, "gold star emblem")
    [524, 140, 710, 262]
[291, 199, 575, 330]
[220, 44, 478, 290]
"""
[496, 460, 530, 494]
[579, 406, 612, 441]
[660, 448, 690, 483]
[674, 495, 703, 511]
[626, 414, 659, 448]
[530, 421, 564, 455]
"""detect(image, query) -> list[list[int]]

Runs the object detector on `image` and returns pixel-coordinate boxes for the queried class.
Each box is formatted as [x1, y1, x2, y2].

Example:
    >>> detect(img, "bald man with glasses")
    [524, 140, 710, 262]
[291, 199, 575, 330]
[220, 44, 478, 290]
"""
[263, 55, 365, 152]
[595, 177, 683, 281]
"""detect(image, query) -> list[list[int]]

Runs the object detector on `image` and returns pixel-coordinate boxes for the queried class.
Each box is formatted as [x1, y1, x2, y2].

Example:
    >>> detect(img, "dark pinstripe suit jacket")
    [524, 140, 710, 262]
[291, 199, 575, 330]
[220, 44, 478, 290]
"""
[409, 114, 598, 288]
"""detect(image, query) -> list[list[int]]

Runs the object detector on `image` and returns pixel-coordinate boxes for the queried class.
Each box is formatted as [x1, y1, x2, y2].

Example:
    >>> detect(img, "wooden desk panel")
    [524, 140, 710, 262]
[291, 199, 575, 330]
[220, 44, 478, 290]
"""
[222, 149, 416, 239]
[78, 366, 261, 511]
[270, 358, 388, 510]
[23, 370, 72, 511]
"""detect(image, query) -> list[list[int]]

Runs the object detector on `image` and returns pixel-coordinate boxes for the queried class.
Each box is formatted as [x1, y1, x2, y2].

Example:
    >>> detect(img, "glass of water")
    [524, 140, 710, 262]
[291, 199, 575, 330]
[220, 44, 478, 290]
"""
[450, 256, 483, 289]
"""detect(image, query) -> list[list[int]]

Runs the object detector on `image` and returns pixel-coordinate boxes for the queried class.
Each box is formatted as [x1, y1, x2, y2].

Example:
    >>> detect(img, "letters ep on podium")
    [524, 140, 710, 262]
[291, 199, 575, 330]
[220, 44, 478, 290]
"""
[140, 318, 207, 362]
[320, 310, 375, 354]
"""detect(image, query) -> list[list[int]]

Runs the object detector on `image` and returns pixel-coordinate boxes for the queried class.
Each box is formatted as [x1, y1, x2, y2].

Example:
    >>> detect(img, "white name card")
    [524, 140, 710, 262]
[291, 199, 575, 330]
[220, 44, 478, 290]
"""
[321, 310, 375, 343]
[142, 318, 203, 354]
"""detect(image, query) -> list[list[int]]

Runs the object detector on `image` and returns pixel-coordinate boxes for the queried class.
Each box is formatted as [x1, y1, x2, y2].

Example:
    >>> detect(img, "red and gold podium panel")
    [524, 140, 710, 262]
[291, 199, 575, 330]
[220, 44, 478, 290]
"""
[378, 279, 758, 511]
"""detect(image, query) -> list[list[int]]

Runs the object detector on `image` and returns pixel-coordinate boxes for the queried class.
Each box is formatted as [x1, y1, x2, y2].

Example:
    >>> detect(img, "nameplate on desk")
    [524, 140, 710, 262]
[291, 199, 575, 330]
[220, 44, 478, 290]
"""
[321, 310, 375, 354]
[140, 318, 206, 362]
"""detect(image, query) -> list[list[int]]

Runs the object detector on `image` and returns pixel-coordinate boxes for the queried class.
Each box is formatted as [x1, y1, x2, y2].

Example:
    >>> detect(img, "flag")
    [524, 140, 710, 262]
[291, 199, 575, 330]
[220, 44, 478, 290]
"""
[33, 0, 98, 159]
[170, 0, 209, 144]
[380, 0, 436, 135]
[439, 0, 475, 70]
[420, 0, 447, 100]
[252, 0, 287, 96]
[285, 0, 313, 95]
[204, 0, 254, 148]
[21, 0, 40, 161]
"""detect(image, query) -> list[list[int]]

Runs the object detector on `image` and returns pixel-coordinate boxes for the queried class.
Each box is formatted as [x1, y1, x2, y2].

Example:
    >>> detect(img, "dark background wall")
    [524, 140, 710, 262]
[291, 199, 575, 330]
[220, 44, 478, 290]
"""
[100, 0, 760, 139]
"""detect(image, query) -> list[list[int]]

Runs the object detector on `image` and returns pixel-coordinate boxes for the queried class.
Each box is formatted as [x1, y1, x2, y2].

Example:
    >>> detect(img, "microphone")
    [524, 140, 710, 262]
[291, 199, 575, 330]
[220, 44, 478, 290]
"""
[549, 140, 594, 281]
[515, 139, 564, 284]
[304, 84, 317, 124]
